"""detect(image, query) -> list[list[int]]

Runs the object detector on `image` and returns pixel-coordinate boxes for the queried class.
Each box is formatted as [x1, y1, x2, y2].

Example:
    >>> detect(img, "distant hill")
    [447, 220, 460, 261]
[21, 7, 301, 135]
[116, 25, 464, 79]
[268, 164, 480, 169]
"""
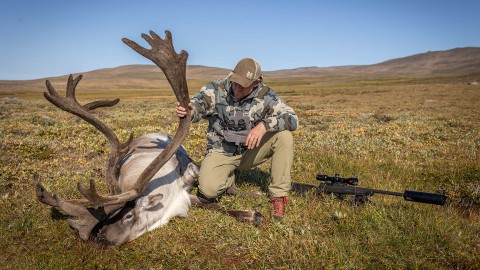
[80, 64, 231, 80]
[1, 47, 479, 93]
[350, 47, 480, 75]
[0, 65, 233, 94]
[85, 47, 480, 80]
[268, 47, 480, 77]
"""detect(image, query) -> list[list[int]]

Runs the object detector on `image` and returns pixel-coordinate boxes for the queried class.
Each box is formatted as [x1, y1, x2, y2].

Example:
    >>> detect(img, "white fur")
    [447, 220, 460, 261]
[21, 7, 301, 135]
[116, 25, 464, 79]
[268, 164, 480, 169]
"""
[97, 133, 198, 246]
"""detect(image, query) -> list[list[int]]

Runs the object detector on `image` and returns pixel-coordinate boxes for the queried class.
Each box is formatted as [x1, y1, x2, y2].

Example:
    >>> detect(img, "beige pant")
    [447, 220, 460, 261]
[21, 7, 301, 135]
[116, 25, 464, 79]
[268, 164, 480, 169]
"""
[198, 130, 294, 199]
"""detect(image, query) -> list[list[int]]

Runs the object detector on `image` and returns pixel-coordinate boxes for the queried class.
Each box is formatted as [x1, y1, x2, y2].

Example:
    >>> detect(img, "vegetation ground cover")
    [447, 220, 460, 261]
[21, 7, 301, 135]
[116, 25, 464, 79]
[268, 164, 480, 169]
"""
[1, 74, 479, 269]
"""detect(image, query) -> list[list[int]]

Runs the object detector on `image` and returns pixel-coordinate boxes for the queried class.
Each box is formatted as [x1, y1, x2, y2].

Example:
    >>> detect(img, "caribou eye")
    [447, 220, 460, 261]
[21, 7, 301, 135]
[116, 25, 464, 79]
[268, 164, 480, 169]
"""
[123, 213, 134, 222]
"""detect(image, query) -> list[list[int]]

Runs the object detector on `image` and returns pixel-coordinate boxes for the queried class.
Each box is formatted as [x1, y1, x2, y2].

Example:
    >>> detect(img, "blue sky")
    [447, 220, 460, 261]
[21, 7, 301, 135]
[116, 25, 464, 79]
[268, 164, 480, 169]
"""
[1, 0, 479, 80]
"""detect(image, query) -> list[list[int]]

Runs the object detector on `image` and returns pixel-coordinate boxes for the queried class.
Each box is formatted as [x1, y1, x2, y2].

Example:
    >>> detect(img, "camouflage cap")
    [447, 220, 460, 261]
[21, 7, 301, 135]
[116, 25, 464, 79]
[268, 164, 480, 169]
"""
[230, 57, 262, 87]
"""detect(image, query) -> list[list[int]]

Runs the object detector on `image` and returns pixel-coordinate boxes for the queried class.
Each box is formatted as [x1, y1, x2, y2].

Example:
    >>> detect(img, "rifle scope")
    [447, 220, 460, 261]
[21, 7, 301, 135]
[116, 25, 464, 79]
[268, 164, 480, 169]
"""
[316, 173, 358, 186]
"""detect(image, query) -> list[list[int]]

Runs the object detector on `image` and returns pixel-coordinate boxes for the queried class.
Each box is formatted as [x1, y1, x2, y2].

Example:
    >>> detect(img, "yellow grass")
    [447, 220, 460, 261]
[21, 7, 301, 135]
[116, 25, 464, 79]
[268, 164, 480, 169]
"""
[1, 74, 479, 269]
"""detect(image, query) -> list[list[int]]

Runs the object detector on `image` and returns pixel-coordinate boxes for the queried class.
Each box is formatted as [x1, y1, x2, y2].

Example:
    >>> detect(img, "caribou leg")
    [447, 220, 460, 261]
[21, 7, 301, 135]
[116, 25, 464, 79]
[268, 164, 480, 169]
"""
[189, 195, 264, 225]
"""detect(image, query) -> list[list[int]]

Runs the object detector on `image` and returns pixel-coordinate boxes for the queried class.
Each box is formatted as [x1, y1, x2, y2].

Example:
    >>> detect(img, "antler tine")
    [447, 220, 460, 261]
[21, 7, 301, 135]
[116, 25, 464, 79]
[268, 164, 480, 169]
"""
[66, 74, 82, 101]
[122, 30, 190, 108]
[44, 75, 121, 144]
[34, 173, 97, 207]
[83, 98, 120, 111]
[122, 30, 191, 196]
[44, 76, 131, 194]
[77, 179, 140, 205]
[34, 174, 122, 241]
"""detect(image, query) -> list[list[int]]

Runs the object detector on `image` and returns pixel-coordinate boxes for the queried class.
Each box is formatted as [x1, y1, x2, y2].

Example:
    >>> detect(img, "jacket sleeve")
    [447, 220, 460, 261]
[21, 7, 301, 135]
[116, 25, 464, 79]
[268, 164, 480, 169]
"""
[262, 94, 298, 132]
[190, 83, 217, 123]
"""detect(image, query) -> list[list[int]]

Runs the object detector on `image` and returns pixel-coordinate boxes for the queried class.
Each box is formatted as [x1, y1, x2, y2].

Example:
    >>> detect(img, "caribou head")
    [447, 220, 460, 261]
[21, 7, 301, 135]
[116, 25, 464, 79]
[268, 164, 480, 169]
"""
[34, 30, 262, 247]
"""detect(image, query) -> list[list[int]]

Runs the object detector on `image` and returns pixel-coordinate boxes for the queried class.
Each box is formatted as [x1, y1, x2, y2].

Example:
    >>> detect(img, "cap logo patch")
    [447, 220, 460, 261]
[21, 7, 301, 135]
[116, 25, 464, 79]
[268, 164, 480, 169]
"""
[246, 71, 253, 79]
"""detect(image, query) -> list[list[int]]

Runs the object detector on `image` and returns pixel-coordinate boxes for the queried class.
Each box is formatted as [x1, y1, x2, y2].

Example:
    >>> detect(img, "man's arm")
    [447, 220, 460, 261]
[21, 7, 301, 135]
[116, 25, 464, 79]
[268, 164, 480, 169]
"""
[246, 91, 297, 149]
[245, 121, 267, 149]
[189, 83, 218, 122]
[262, 97, 298, 132]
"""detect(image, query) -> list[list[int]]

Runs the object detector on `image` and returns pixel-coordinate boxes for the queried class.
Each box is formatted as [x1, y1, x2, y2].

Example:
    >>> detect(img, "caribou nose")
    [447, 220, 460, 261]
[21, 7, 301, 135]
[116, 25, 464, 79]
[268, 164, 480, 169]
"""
[90, 227, 114, 247]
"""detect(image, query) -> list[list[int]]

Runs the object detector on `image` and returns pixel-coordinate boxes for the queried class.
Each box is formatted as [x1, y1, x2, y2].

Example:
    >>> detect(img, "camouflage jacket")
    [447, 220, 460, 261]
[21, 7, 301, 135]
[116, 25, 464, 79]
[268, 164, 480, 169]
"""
[190, 77, 298, 155]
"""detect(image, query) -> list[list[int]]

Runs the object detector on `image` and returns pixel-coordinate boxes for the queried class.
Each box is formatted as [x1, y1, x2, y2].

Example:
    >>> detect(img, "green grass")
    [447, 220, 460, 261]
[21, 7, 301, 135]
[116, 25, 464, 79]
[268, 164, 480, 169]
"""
[1, 75, 479, 269]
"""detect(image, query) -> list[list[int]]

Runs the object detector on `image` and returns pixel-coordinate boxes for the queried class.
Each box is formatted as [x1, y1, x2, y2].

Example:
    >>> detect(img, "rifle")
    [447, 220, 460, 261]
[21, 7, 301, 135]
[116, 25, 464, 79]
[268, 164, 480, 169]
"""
[291, 173, 447, 206]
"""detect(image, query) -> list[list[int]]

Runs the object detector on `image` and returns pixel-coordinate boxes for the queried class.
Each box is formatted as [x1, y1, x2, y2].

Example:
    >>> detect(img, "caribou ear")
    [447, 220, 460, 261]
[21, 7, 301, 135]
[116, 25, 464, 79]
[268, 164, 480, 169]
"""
[183, 162, 200, 190]
[139, 194, 164, 210]
[187, 162, 200, 178]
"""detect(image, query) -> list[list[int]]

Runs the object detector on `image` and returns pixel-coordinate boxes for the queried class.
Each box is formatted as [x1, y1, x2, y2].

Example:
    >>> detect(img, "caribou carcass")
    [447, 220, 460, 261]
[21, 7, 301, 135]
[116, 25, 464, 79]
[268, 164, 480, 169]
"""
[34, 30, 262, 247]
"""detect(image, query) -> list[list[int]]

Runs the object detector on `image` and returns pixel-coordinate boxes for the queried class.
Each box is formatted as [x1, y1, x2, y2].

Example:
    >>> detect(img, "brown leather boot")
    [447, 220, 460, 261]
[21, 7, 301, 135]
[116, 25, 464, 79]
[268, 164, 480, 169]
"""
[270, 196, 288, 221]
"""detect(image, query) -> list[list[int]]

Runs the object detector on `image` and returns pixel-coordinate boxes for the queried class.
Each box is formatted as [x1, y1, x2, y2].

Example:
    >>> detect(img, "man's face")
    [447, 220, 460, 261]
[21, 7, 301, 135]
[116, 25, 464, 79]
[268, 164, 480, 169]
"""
[232, 81, 257, 100]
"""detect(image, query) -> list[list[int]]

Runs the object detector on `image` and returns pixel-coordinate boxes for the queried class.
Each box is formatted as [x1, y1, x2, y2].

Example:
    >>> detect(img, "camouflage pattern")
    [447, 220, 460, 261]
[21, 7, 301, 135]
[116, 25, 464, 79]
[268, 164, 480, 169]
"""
[190, 77, 298, 155]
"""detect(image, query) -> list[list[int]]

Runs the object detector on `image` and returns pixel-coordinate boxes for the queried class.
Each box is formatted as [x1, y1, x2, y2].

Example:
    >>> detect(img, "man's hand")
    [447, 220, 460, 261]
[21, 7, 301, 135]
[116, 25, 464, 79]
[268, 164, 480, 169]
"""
[176, 102, 193, 118]
[246, 122, 267, 149]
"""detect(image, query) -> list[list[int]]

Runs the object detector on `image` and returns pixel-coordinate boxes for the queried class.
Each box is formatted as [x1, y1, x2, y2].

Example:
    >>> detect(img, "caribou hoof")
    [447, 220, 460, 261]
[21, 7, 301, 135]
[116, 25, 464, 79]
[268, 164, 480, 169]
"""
[252, 211, 264, 225]
[227, 210, 264, 225]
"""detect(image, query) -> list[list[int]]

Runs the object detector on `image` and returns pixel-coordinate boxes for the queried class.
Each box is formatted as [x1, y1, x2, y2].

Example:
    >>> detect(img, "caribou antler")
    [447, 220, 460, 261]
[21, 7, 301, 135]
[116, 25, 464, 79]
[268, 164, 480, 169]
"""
[44, 74, 133, 194]
[40, 30, 191, 204]
[35, 30, 192, 240]
[34, 174, 120, 240]
[35, 74, 135, 239]
[122, 30, 191, 195]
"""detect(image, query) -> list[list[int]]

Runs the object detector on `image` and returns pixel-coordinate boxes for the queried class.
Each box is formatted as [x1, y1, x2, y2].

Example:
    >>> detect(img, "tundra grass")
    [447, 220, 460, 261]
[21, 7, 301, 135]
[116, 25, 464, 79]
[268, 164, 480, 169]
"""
[0, 78, 479, 269]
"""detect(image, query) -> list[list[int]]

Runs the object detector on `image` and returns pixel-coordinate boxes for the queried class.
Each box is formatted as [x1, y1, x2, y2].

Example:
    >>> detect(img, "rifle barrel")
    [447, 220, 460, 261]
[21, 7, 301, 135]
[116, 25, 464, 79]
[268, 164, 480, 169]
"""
[368, 189, 446, 205]
[403, 190, 447, 205]
[319, 184, 447, 206]
[368, 189, 404, 197]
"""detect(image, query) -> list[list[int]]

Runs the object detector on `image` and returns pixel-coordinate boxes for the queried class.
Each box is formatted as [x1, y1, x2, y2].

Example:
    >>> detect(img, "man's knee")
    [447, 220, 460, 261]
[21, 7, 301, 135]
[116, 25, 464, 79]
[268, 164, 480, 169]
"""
[197, 170, 235, 200]
[274, 130, 293, 148]
[197, 183, 224, 200]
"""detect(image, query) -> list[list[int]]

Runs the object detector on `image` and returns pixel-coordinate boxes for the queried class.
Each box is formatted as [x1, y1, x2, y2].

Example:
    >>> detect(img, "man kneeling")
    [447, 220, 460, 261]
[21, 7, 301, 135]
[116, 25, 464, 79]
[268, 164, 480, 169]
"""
[176, 57, 298, 220]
